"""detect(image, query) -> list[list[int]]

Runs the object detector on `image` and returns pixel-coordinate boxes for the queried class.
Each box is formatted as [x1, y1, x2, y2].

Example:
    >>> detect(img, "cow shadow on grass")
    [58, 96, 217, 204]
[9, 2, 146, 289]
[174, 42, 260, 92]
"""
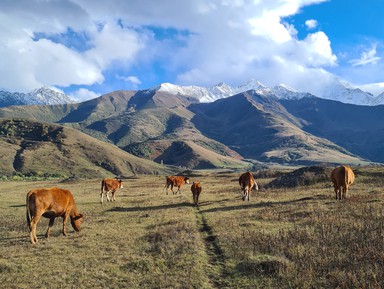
[199, 196, 321, 214]
[107, 201, 192, 213]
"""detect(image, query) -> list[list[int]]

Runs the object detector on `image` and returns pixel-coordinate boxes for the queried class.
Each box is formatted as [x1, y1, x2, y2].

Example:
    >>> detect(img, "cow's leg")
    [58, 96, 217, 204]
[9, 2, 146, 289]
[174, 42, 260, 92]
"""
[334, 185, 338, 200]
[45, 217, 55, 238]
[111, 190, 116, 201]
[196, 192, 200, 206]
[247, 189, 251, 201]
[30, 214, 41, 244]
[62, 214, 69, 236]
[106, 190, 112, 202]
[171, 184, 175, 195]
[342, 186, 348, 200]
[337, 186, 342, 200]
[177, 186, 181, 194]
[100, 190, 105, 203]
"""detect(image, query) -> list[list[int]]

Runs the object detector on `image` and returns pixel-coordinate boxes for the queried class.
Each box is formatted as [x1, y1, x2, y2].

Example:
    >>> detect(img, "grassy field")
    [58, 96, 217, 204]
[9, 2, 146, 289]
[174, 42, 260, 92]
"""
[1, 168, 384, 288]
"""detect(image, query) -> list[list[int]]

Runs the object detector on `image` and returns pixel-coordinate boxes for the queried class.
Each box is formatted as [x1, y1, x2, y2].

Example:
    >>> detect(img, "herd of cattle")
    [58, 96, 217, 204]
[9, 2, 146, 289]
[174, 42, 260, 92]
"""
[25, 165, 355, 244]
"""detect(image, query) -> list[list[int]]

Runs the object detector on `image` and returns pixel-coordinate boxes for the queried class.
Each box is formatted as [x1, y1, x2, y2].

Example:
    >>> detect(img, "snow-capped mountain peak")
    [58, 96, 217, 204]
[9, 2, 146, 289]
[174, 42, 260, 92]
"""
[0, 86, 75, 107]
[27, 86, 74, 105]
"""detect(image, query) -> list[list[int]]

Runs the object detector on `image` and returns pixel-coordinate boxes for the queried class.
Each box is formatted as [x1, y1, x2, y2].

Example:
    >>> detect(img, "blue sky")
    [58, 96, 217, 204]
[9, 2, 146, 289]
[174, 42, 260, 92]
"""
[0, 0, 384, 101]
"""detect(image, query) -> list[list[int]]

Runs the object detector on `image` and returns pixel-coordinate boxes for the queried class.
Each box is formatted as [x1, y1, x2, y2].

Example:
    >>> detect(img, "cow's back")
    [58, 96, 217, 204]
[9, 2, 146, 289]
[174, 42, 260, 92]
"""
[239, 172, 255, 187]
[191, 182, 202, 194]
[345, 166, 355, 185]
[28, 188, 73, 213]
[331, 166, 355, 187]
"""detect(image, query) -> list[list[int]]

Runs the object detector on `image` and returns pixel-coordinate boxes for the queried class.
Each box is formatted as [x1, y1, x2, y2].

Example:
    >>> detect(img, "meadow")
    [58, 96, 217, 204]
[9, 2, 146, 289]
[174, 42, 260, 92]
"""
[1, 167, 384, 288]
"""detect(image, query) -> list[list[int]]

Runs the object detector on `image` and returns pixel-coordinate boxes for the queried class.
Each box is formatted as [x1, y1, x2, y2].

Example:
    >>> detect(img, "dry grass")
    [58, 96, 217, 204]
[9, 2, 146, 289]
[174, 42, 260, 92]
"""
[1, 167, 384, 288]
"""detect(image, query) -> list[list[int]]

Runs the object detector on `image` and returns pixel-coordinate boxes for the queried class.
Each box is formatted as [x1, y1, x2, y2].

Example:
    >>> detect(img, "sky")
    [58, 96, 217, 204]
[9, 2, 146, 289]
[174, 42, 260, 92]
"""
[1, 0, 384, 101]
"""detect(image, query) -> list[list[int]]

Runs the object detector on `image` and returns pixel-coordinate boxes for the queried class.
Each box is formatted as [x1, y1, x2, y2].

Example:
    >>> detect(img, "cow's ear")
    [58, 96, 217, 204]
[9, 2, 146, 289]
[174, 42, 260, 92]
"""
[75, 214, 84, 220]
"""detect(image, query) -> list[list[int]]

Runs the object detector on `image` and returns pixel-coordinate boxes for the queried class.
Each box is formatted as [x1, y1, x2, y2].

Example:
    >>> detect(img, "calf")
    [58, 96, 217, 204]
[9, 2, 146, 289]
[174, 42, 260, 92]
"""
[330, 165, 355, 200]
[100, 178, 123, 203]
[26, 187, 84, 244]
[191, 182, 202, 206]
[165, 176, 190, 195]
[238, 172, 259, 201]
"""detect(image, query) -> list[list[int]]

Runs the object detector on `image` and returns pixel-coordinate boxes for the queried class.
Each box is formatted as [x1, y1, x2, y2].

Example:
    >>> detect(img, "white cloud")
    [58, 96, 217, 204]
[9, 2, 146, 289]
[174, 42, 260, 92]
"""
[305, 19, 318, 30]
[349, 44, 381, 66]
[69, 88, 100, 102]
[118, 75, 142, 85]
[0, 0, 345, 97]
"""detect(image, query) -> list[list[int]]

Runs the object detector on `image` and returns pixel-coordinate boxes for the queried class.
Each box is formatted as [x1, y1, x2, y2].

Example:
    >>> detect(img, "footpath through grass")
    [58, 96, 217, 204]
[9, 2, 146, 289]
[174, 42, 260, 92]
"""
[1, 169, 384, 288]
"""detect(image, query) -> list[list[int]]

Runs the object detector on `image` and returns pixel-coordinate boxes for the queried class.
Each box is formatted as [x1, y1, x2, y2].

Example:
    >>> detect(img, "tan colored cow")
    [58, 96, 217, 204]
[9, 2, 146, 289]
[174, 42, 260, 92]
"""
[239, 172, 259, 201]
[330, 165, 355, 200]
[165, 176, 190, 195]
[191, 182, 202, 206]
[26, 187, 84, 244]
[100, 178, 123, 203]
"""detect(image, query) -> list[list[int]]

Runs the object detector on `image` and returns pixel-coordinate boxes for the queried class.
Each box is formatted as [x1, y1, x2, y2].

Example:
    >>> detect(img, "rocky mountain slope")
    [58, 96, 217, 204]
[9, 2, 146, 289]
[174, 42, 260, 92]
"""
[0, 118, 173, 178]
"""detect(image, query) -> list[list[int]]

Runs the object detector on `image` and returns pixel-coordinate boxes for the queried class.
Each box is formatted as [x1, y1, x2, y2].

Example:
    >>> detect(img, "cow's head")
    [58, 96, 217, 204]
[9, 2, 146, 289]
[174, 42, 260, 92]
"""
[184, 177, 190, 184]
[115, 177, 124, 189]
[252, 183, 259, 191]
[71, 214, 84, 231]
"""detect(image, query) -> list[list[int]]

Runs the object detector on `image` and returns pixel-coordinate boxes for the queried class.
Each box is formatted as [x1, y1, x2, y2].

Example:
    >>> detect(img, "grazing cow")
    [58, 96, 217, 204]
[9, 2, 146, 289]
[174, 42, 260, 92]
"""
[191, 182, 202, 206]
[239, 172, 259, 201]
[100, 178, 123, 203]
[165, 176, 190, 195]
[26, 187, 84, 244]
[330, 165, 355, 200]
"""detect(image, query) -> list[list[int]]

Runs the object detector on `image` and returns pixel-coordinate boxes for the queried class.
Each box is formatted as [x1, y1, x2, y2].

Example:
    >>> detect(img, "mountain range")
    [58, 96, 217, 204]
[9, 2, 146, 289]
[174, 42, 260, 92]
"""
[0, 80, 383, 177]
[2, 78, 384, 107]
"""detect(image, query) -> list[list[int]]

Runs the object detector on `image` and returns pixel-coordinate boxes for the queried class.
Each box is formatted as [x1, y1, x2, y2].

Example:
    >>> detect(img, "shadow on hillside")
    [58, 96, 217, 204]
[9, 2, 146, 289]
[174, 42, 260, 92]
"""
[107, 201, 192, 213]
[200, 196, 319, 213]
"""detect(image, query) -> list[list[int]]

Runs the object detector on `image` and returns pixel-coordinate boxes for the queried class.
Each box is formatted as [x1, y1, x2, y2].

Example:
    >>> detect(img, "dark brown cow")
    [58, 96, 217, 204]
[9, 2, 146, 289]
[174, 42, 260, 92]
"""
[100, 178, 123, 203]
[165, 176, 190, 195]
[238, 172, 259, 201]
[26, 187, 84, 244]
[191, 181, 202, 206]
[330, 165, 355, 200]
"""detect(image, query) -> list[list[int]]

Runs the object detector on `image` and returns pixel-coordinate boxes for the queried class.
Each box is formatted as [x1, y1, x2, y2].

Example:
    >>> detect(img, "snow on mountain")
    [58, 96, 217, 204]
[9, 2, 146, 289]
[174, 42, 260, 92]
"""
[154, 78, 383, 106]
[157, 79, 266, 103]
[26, 86, 74, 105]
[0, 86, 74, 107]
[258, 84, 315, 100]
[319, 80, 375, 106]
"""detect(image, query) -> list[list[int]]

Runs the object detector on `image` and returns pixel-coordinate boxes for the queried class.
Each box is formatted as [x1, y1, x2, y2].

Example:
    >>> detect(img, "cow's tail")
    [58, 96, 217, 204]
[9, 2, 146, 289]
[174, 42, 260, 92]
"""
[26, 192, 32, 230]
[101, 179, 105, 194]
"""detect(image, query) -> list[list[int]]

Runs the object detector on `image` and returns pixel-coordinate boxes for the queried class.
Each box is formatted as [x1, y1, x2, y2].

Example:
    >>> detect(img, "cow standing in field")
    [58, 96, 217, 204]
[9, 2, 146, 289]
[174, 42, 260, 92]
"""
[26, 187, 84, 244]
[100, 178, 123, 203]
[239, 172, 259, 201]
[191, 182, 202, 206]
[165, 176, 190, 195]
[330, 165, 355, 200]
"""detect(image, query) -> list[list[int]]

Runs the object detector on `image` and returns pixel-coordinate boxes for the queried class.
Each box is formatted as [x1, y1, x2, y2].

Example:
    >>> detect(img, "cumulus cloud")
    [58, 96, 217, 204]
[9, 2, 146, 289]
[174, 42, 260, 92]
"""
[0, 0, 345, 97]
[69, 88, 100, 102]
[305, 19, 318, 30]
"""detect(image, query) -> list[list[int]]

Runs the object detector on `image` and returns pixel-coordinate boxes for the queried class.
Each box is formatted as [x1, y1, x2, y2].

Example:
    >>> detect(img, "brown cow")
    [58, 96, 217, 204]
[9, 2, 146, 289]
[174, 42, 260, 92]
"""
[165, 176, 190, 195]
[191, 182, 202, 206]
[26, 187, 84, 244]
[330, 165, 355, 200]
[239, 172, 259, 201]
[100, 178, 123, 203]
